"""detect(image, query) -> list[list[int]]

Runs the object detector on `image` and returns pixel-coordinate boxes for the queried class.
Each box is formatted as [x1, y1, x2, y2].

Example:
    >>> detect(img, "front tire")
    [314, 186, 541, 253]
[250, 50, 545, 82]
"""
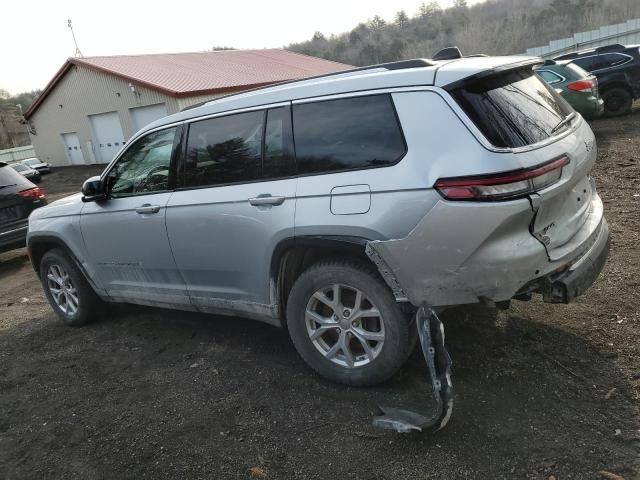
[286, 259, 411, 387]
[602, 87, 632, 117]
[40, 249, 101, 326]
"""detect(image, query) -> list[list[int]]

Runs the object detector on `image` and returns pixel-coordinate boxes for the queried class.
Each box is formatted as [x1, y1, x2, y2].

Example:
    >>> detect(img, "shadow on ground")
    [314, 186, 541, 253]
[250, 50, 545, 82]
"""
[1, 304, 637, 479]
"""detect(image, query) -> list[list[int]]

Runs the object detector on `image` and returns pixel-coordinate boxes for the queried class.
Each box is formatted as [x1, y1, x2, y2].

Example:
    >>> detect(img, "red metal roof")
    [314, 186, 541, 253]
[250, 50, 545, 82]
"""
[25, 49, 352, 119]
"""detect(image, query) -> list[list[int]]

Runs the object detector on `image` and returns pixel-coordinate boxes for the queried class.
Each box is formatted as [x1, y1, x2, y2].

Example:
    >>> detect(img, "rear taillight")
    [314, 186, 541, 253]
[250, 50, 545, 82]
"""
[434, 156, 569, 201]
[17, 186, 46, 200]
[567, 79, 595, 93]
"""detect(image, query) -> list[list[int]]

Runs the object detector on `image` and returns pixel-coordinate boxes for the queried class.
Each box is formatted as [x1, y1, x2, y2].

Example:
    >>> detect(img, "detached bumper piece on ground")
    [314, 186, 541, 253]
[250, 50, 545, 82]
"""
[373, 306, 453, 433]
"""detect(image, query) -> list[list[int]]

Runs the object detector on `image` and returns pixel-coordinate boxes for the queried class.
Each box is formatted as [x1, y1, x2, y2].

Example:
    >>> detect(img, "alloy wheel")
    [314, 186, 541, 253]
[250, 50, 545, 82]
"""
[46, 264, 79, 316]
[305, 284, 385, 368]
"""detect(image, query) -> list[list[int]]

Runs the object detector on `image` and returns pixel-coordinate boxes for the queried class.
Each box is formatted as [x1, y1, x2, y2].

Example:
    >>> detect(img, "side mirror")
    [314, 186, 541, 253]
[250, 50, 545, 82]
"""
[81, 176, 106, 202]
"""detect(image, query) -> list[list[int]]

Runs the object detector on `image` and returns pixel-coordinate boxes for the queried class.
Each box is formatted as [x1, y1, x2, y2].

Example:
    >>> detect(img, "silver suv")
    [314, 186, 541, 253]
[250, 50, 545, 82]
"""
[28, 56, 609, 388]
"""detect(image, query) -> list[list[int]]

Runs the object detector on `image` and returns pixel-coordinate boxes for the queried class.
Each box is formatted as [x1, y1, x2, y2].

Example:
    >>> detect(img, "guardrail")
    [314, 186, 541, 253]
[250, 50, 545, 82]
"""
[0, 145, 36, 164]
[526, 18, 640, 59]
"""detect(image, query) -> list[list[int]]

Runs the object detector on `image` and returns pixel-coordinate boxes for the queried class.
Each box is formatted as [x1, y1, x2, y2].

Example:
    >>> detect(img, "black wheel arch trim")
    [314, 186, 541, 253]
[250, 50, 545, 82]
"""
[28, 235, 102, 293]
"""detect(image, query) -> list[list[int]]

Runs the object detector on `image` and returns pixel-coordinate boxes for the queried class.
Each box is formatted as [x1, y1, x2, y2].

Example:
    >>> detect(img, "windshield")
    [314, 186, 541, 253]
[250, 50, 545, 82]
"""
[12, 163, 28, 172]
[23, 159, 40, 166]
[450, 69, 573, 148]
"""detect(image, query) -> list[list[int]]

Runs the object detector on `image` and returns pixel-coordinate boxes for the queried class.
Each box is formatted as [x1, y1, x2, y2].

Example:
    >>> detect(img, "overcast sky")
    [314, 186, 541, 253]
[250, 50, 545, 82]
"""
[1, 0, 480, 94]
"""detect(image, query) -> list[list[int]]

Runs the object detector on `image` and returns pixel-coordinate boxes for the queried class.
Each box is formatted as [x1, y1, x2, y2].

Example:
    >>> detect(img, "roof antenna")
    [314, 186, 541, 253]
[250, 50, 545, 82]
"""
[67, 19, 84, 58]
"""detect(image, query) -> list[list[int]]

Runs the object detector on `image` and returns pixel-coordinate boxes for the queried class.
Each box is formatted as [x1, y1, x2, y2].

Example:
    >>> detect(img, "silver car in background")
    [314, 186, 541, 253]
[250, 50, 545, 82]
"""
[27, 55, 609, 390]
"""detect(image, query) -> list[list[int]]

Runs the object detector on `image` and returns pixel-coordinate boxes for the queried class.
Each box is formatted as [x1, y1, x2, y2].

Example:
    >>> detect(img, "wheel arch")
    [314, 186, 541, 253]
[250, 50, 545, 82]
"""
[598, 80, 633, 97]
[271, 236, 376, 325]
[28, 235, 101, 293]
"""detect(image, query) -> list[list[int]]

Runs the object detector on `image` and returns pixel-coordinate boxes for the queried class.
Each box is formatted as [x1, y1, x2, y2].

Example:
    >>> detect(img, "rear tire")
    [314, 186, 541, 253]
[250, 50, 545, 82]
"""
[286, 259, 411, 387]
[602, 87, 632, 117]
[40, 249, 101, 326]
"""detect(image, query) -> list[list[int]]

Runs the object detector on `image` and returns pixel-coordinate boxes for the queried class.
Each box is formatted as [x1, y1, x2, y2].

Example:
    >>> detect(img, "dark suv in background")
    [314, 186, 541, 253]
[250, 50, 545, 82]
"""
[0, 162, 47, 253]
[554, 44, 640, 117]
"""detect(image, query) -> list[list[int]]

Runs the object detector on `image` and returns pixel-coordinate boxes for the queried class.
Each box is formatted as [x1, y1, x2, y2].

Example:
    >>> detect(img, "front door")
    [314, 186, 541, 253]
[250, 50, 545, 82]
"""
[80, 126, 189, 307]
[165, 106, 296, 312]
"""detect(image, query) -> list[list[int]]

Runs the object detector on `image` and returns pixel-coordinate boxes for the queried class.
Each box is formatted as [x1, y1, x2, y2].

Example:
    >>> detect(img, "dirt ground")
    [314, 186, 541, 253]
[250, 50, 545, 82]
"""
[1, 108, 639, 480]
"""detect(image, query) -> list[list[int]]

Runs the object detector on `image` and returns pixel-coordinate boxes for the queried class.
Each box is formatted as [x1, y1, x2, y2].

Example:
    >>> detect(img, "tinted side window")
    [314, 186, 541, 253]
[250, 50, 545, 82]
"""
[184, 111, 263, 188]
[598, 53, 631, 69]
[263, 106, 294, 179]
[293, 95, 406, 175]
[108, 127, 176, 198]
[572, 57, 594, 71]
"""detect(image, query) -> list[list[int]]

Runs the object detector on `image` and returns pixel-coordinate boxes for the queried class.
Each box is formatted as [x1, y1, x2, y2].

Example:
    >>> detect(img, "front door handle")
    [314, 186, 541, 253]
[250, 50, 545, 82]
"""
[135, 204, 161, 214]
[248, 195, 285, 206]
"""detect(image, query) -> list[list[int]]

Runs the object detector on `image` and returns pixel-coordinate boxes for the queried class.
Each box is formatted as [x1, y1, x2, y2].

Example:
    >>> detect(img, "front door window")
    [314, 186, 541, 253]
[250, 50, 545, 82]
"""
[107, 127, 177, 198]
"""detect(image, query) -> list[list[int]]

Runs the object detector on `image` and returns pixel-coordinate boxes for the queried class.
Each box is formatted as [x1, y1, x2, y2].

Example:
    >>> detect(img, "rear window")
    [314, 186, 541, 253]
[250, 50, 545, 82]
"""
[0, 164, 30, 187]
[451, 69, 573, 148]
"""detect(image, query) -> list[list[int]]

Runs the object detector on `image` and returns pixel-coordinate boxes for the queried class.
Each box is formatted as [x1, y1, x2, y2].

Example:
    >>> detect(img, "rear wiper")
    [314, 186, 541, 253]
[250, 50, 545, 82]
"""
[550, 112, 577, 135]
[0, 184, 17, 190]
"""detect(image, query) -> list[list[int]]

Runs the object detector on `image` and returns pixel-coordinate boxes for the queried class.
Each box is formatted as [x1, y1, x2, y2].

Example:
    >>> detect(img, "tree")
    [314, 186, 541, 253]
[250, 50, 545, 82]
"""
[419, 1, 442, 18]
[395, 10, 409, 29]
[368, 15, 386, 31]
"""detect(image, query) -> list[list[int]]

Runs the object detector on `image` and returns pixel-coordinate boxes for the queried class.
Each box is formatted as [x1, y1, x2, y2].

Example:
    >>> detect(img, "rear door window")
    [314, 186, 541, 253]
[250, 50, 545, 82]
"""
[571, 56, 595, 71]
[292, 94, 406, 175]
[184, 111, 264, 188]
[450, 69, 573, 148]
[263, 106, 295, 179]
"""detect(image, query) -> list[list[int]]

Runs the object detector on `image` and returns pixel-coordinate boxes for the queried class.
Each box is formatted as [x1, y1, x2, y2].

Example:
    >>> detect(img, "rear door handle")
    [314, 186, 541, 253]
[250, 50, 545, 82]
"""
[135, 204, 161, 214]
[248, 195, 285, 206]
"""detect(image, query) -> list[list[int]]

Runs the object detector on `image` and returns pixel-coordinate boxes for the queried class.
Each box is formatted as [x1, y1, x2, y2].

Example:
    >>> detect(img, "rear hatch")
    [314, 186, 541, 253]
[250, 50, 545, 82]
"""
[0, 163, 41, 232]
[444, 62, 601, 261]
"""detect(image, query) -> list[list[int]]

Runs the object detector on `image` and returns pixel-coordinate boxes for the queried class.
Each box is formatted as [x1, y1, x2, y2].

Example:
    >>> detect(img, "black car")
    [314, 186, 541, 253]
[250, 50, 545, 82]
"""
[11, 162, 42, 183]
[0, 162, 47, 253]
[554, 44, 640, 117]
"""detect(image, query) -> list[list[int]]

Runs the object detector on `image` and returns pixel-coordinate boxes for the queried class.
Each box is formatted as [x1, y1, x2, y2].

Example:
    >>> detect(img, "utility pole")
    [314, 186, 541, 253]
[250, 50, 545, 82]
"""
[67, 19, 84, 58]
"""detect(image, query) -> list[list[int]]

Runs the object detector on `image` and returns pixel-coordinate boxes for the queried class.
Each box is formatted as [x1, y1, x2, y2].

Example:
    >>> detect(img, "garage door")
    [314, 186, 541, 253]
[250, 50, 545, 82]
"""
[88, 111, 125, 164]
[130, 103, 168, 133]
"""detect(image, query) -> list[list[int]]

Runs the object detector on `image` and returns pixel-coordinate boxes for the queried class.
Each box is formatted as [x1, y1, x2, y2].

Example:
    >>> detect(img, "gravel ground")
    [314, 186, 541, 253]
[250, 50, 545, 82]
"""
[1, 108, 639, 479]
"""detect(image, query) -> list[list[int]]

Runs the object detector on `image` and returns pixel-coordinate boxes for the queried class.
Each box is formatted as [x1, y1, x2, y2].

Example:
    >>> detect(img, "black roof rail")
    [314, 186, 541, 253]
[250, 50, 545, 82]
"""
[433, 46, 463, 61]
[595, 43, 626, 53]
[542, 59, 556, 66]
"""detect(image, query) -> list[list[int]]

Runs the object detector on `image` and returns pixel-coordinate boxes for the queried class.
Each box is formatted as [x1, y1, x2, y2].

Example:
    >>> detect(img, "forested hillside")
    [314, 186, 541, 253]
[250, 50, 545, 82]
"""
[288, 0, 640, 66]
[0, 90, 39, 149]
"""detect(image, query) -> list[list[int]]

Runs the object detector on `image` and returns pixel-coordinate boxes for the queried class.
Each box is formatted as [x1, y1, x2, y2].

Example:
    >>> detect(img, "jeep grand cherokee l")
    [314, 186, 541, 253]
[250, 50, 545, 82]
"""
[28, 56, 609, 391]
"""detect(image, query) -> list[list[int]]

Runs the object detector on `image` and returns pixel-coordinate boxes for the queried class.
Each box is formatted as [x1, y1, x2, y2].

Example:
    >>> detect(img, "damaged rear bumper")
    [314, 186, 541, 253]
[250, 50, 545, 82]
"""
[519, 218, 609, 303]
[366, 193, 608, 308]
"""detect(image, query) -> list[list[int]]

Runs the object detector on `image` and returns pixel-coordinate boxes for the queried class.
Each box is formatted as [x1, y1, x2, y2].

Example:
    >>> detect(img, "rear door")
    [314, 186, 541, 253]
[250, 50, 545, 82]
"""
[165, 105, 297, 311]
